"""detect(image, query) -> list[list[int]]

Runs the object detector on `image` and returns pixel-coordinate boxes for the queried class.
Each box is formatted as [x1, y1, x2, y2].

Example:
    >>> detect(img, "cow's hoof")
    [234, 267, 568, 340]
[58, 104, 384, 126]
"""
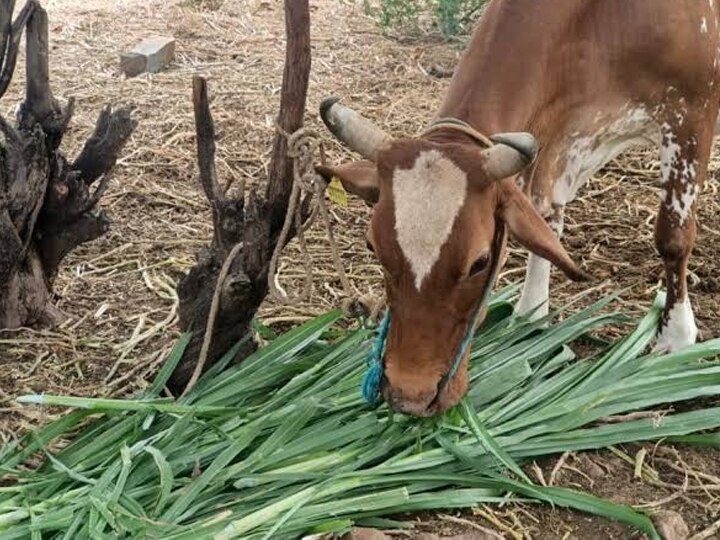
[652, 298, 698, 353]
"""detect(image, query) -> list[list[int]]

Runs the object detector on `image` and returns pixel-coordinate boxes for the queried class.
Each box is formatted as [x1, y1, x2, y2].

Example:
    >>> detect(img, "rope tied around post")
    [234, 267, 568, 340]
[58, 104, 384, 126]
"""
[269, 126, 367, 311]
[269, 126, 389, 402]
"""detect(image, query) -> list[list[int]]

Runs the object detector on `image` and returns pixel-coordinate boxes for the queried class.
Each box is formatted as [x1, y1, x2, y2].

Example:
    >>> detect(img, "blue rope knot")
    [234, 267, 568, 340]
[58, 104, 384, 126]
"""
[361, 310, 390, 405]
[361, 301, 484, 406]
[360, 223, 507, 407]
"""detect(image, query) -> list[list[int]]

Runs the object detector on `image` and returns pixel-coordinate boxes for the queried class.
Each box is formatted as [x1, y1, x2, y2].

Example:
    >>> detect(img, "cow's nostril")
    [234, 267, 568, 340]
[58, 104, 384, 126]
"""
[385, 389, 434, 417]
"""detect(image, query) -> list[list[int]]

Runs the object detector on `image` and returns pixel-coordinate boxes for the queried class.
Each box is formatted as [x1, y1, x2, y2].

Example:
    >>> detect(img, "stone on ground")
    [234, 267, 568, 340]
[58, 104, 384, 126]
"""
[120, 37, 175, 77]
[652, 510, 689, 540]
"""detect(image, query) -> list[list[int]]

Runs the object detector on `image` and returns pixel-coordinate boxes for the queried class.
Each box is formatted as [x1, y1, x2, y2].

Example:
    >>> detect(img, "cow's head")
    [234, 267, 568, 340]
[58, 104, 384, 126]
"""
[318, 99, 589, 417]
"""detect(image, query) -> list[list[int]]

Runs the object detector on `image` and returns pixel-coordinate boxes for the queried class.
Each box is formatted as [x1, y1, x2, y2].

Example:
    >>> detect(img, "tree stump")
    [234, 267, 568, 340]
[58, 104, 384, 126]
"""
[169, 0, 311, 393]
[0, 0, 136, 329]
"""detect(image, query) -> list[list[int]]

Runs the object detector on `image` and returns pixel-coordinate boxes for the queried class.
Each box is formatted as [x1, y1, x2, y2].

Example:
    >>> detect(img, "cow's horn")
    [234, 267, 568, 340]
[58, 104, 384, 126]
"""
[320, 97, 393, 161]
[483, 132, 538, 180]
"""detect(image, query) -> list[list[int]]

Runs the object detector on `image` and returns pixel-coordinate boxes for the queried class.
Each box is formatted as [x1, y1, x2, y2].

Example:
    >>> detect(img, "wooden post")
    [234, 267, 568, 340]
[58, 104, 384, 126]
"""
[169, 0, 312, 393]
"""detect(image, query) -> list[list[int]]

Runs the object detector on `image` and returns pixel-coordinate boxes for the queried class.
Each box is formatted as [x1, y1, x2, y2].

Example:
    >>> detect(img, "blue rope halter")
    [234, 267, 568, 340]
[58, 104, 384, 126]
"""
[362, 223, 507, 405]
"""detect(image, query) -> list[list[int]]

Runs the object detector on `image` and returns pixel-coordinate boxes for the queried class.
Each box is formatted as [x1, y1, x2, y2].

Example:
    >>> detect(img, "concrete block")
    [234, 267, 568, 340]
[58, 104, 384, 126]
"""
[120, 36, 175, 77]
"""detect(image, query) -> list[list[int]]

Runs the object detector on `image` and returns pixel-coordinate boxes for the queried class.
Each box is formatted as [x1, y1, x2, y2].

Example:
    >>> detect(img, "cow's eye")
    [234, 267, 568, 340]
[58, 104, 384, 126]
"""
[469, 254, 489, 276]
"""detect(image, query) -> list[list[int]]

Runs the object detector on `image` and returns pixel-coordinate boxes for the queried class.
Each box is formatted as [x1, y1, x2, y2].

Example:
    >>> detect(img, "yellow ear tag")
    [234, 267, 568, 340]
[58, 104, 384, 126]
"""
[327, 176, 349, 207]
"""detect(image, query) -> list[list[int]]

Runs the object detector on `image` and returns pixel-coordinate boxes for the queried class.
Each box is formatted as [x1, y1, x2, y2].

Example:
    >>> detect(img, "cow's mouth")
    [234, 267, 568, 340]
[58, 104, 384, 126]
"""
[380, 373, 455, 417]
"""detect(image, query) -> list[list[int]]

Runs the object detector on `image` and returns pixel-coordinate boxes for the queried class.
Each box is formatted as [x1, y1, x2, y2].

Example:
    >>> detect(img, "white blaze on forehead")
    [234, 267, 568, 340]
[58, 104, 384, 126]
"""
[392, 150, 467, 290]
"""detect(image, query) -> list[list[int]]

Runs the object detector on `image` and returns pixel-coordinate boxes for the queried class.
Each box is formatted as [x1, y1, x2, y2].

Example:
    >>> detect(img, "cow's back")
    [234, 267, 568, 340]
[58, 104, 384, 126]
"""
[440, 0, 720, 133]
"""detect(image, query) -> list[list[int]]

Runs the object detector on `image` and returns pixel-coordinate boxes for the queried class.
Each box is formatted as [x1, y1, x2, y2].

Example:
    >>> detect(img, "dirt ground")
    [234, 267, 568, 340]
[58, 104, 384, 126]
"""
[0, 0, 719, 538]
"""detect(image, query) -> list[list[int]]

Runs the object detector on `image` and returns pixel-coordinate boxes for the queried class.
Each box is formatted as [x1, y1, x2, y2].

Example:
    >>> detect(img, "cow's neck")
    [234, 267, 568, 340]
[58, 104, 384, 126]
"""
[436, 1, 571, 137]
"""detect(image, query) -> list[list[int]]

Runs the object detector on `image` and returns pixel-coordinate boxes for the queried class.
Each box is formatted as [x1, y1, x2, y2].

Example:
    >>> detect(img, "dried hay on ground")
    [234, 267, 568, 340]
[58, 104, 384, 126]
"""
[0, 0, 719, 537]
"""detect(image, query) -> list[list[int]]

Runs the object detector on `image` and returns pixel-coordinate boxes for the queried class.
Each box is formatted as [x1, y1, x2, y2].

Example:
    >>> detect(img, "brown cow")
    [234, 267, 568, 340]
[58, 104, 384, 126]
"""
[318, 0, 720, 416]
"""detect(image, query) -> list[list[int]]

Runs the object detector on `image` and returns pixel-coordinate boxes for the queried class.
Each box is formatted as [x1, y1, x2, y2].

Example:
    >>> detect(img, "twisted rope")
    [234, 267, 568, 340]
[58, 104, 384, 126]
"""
[268, 127, 355, 306]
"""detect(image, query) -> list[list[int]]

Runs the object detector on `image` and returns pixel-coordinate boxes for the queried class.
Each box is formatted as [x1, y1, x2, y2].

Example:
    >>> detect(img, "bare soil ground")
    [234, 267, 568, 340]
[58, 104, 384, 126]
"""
[0, 0, 719, 538]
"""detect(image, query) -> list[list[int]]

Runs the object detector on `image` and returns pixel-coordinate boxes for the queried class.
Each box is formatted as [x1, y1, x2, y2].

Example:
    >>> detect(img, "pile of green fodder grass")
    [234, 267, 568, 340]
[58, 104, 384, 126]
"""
[3, 289, 720, 540]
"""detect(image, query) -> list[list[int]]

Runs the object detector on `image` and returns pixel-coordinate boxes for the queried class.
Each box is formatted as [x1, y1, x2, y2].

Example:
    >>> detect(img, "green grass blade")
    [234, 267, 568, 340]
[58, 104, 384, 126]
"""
[0, 411, 91, 472]
[459, 398, 532, 484]
[161, 422, 263, 523]
[523, 484, 659, 540]
[148, 333, 192, 397]
[667, 432, 720, 447]
[144, 446, 174, 516]
[17, 395, 231, 416]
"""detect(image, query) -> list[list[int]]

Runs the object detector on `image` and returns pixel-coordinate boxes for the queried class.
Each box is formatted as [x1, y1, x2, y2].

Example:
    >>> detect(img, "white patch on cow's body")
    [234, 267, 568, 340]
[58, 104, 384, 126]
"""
[392, 150, 467, 290]
[653, 297, 698, 352]
[518, 104, 659, 319]
[701, 17, 709, 33]
[669, 168, 698, 224]
[553, 105, 660, 205]
[660, 126, 682, 183]
[660, 127, 698, 225]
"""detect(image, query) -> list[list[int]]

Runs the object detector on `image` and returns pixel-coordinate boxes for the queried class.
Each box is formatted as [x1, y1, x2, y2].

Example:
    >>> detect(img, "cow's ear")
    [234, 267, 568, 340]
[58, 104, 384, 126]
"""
[498, 179, 590, 282]
[316, 161, 379, 205]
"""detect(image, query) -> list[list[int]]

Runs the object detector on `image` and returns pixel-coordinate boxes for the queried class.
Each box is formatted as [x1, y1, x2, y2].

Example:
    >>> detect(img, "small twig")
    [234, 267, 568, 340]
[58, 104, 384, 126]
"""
[549, 451, 571, 486]
[654, 457, 720, 486]
[560, 464, 596, 488]
[634, 448, 647, 480]
[473, 505, 524, 540]
[23, 351, 49, 378]
[438, 514, 504, 540]
[689, 518, 720, 540]
[530, 462, 547, 486]
[601, 409, 672, 425]
[635, 491, 684, 509]
[608, 446, 660, 483]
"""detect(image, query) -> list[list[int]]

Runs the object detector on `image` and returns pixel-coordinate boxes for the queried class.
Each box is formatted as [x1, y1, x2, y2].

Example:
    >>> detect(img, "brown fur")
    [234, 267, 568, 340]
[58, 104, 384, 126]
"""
[319, 0, 720, 415]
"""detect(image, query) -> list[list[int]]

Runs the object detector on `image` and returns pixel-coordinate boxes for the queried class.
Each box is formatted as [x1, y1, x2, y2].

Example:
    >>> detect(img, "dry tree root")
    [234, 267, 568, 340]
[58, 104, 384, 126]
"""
[169, 0, 311, 394]
[0, 0, 136, 328]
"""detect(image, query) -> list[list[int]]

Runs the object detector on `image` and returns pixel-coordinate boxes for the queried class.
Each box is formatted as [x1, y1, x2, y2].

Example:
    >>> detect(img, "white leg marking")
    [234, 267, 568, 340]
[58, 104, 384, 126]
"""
[517, 254, 551, 318]
[653, 297, 698, 352]
[517, 205, 564, 319]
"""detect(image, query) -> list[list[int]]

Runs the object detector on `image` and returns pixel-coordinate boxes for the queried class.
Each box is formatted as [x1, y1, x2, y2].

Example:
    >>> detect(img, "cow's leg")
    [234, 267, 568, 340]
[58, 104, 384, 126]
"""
[653, 121, 712, 352]
[517, 203, 564, 318]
